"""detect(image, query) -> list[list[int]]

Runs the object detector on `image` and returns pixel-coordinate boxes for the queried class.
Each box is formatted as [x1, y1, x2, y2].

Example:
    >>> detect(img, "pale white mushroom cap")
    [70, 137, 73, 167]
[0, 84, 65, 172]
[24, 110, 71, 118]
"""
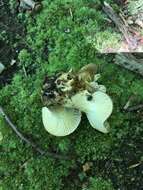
[64, 90, 94, 111]
[65, 90, 113, 133]
[42, 106, 81, 136]
[86, 91, 113, 133]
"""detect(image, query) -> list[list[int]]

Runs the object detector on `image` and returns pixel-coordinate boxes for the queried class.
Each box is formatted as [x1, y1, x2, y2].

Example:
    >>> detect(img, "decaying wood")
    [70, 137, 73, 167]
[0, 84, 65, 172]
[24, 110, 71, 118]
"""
[0, 106, 69, 160]
[115, 53, 143, 77]
[103, 2, 137, 49]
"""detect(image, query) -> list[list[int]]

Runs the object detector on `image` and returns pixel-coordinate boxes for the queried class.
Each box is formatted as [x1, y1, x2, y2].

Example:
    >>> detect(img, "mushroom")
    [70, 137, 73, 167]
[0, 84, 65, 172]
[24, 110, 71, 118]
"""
[78, 64, 97, 82]
[65, 90, 113, 133]
[42, 106, 81, 136]
[41, 65, 113, 135]
[86, 91, 113, 133]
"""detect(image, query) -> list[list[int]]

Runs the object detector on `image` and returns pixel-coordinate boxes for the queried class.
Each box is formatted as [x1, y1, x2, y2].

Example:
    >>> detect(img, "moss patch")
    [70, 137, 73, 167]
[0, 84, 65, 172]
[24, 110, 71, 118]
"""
[0, 0, 143, 189]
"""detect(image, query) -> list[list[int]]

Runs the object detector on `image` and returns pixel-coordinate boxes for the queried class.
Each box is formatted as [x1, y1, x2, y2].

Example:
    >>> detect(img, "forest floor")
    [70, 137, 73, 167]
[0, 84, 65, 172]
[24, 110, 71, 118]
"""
[0, 0, 143, 190]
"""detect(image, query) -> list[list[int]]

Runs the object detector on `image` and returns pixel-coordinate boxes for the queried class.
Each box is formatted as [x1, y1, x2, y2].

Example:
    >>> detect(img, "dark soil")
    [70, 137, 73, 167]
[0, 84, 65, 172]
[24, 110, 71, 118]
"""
[0, 0, 25, 87]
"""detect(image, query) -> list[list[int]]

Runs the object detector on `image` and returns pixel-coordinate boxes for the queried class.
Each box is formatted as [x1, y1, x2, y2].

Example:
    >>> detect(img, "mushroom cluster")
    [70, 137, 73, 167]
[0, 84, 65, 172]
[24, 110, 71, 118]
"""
[41, 64, 113, 136]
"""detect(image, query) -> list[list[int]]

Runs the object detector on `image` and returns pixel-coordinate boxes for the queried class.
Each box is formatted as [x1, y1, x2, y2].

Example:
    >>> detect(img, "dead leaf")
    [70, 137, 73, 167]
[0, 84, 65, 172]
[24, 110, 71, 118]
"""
[82, 162, 93, 172]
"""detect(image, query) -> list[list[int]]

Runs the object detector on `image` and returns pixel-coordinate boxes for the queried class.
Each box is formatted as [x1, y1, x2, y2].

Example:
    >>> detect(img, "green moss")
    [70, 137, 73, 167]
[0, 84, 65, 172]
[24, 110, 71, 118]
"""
[86, 177, 114, 190]
[0, 0, 143, 189]
[86, 30, 122, 52]
[128, 0, 143, 15]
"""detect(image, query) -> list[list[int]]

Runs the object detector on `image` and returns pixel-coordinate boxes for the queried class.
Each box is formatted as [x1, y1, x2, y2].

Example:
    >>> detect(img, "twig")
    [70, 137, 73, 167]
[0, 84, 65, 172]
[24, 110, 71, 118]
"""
[123, 96, 134, 110]
[125, 104, 143, 112]
[0, 106, 69, 160]
[123, 95, 143, 112]
[69, 8, 73, 19]
[23, 65, 28, 77]
[128, 161, 142, 169]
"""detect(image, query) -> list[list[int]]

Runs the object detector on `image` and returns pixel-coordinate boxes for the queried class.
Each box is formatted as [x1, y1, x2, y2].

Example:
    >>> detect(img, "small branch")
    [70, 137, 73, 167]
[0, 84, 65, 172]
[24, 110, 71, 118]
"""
[123, 96, 134, 110]
[115, 53, 143, 77]
[125, 104, 143, 112]
[0, 106, 69, 160]
[22, 65, 28, 78]
[69, 8, 73, 19]
[128, 161, 142, 169]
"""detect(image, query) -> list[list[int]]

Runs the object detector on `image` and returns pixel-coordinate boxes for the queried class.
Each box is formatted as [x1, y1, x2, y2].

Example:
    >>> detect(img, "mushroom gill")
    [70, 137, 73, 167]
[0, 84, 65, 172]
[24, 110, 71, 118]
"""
[42, 106, 81, 136]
